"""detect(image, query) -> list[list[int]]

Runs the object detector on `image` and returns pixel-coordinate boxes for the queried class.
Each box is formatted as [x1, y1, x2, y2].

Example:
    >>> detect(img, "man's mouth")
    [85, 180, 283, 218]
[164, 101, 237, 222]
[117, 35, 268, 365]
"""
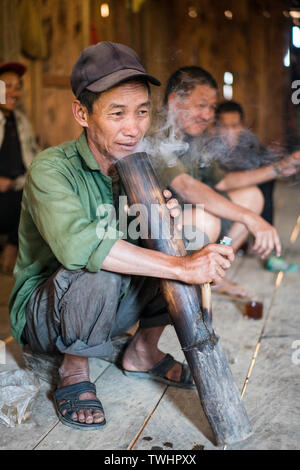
[196, 120, 209, 127]
[117, 142, 138, 149]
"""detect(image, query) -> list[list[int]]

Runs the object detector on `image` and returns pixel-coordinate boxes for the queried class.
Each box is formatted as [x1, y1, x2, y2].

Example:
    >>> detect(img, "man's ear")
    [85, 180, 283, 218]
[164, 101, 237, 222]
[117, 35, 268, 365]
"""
[72, 100, 89, 128]
[167, 92, 181, 112]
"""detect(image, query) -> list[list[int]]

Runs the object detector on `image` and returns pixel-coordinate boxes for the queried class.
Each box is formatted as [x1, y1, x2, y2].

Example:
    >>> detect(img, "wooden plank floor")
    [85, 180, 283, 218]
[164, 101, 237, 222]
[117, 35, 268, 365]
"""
[0, 180, 299, 450]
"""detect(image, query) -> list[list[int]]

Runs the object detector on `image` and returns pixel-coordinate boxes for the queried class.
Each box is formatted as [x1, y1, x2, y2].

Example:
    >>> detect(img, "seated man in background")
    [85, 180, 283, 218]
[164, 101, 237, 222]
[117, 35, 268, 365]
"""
[0, 62, 38, 274]
[149, 66, 282, 298]
[214, 100, 300, 226]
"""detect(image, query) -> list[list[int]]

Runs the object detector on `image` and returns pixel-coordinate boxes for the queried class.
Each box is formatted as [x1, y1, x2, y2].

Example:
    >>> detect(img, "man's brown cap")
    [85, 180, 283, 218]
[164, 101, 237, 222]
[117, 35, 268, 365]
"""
[71, 41, 161, 98]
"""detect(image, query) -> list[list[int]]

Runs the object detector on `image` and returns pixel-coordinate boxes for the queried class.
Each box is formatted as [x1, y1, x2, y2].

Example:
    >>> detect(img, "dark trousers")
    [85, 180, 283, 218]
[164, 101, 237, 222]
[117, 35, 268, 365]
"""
[0, 190, 22, 246]
[23, 267, 171, 359]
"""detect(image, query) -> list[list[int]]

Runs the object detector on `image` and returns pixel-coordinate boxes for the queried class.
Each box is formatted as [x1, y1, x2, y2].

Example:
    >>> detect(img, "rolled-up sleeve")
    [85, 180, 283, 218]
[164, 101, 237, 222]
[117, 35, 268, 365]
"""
[26, 160, 122, 272]
[151, 153, 188, 189]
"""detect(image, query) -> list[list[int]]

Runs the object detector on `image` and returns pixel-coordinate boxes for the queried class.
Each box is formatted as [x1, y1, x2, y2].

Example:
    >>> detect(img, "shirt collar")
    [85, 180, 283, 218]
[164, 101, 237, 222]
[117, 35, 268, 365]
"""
[75, 131, 117, 186]
[76, 131, 103, 171]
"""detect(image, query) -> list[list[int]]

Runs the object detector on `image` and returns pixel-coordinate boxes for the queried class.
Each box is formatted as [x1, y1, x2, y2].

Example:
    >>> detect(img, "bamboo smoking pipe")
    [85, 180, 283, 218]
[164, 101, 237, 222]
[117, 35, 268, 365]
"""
[116, 153, 252, 446]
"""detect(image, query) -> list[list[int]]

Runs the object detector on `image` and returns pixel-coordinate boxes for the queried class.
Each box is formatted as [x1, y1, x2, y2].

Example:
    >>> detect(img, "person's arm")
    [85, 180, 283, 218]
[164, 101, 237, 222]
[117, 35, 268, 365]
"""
[27, 158, 234, 284]
[101, 238, 234, 286]
[12, 111, 40, 191]
[215, 165, 278, 192]
[170, 173, 281, 258]
[215, 155, 300, 192]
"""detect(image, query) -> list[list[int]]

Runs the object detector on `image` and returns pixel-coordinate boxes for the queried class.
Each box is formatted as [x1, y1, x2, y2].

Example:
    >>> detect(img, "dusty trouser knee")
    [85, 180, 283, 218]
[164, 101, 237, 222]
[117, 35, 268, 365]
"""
[23, 267, 170, 359]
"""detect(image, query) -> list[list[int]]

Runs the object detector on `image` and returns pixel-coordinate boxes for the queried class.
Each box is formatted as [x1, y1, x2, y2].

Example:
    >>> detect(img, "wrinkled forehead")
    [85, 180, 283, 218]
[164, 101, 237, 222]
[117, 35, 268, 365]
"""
[96, 80, 151, 107]
[218, 111, 243, 125]
[180, 84, 217, 106]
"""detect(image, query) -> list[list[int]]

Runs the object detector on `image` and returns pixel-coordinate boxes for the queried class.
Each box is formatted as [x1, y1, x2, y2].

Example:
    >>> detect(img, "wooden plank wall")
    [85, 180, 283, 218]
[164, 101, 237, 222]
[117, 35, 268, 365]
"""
[11, 0, 289, 149]
[138, 0, 288, 147]
[20, 0, 90, 148]
[0, 0, 21, 62]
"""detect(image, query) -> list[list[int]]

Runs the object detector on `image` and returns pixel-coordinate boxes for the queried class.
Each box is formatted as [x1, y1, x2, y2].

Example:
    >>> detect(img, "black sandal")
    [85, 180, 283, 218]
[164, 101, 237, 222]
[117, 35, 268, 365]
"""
[122, 353, 196, 390]
[53, 381, 106, 430]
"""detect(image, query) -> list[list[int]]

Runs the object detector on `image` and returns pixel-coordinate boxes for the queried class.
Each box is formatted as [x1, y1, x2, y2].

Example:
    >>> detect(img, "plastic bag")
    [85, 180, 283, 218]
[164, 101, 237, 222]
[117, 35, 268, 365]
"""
[0, 369, 40, 427]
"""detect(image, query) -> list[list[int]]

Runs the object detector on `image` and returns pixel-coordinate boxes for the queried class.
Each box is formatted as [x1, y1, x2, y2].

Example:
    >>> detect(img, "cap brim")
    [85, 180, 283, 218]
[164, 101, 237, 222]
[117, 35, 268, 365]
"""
[0, 62, 27, 77]
[86, 68, 161, 94]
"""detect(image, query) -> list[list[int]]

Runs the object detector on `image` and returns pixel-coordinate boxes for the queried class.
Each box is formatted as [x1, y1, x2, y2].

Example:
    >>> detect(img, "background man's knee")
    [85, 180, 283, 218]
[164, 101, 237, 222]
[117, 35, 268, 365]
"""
[228, 186, 264, 215]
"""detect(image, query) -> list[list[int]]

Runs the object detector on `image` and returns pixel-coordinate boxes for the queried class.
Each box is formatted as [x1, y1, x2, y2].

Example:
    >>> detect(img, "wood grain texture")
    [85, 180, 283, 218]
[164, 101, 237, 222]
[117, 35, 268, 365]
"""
[3, 0, 286, 148]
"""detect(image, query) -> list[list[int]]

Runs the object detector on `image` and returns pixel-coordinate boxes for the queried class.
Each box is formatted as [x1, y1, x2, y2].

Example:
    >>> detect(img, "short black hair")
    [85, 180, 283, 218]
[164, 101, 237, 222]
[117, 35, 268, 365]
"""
[77, 89, 101, 114]
[78, 77, 151, 114]
[164, 66, 218, 106]
[215, 101, 244, 122]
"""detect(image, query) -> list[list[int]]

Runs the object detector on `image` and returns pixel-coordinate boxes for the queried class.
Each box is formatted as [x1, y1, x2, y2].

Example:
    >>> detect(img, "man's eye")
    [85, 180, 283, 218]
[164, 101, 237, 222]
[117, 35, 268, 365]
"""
[111, 112, 123, 117]
[138, 109, 149, 115]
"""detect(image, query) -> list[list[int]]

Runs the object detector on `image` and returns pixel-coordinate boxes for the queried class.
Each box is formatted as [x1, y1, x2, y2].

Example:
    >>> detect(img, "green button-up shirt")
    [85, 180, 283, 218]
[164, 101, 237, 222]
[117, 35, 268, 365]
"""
[9, 132, 125, 344]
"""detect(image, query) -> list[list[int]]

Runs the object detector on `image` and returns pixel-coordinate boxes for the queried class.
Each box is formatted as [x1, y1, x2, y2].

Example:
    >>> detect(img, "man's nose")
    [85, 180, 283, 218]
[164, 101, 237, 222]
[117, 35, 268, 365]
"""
[123, 117, 140, 137]
[200, 107, 214, 122]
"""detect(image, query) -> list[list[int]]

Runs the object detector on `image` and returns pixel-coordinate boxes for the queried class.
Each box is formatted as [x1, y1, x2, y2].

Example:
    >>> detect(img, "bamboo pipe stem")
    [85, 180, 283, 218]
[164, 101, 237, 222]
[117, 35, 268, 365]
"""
[115, 154, 251, 446]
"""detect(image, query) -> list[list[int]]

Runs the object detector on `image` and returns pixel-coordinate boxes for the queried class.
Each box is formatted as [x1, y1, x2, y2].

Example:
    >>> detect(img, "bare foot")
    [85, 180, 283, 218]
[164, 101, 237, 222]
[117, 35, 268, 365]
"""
[212, 277, 251, 299]
[57, 355, 105, 425]
[122, 327, 183, 383]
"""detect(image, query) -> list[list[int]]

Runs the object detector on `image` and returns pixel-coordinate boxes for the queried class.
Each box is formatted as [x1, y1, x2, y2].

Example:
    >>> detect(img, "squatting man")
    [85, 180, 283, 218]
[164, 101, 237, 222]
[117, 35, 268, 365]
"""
[9, 42, 280, 430]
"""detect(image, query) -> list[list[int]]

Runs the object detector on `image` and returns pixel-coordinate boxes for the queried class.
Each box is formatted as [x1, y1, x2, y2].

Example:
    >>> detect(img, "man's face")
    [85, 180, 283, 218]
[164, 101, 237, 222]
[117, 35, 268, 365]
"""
[85, 81, 151, 160]
[217, 111, 244, 147]
[169, 84, 217, 137]
[0, 71, 23, 112]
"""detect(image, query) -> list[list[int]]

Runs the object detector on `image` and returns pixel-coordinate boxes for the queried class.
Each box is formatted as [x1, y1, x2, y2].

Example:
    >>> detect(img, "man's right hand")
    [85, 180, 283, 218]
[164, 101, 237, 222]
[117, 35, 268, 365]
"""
[180, 243, 234, 285]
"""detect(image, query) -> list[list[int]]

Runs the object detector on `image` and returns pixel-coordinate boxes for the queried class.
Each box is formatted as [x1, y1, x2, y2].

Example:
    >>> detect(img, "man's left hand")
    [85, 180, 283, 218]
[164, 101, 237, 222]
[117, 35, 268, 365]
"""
[276, 153, 300, 177]
[245, 213, 281, 259]
[123, 189, 181, 223]
[163, 189, 181, 218]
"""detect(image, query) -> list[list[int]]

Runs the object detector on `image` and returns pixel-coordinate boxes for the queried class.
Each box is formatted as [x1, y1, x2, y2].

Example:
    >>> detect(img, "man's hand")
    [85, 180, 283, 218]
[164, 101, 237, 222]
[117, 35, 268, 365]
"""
[0, 177, 13, 193]
[244, 213, 281, 259]
[124, 189, 181, 219]
[163, 189, 181, 219]
[275, 154, 300, 177]
[291, 151, 300, 166]
[180, 243, 234, 285]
